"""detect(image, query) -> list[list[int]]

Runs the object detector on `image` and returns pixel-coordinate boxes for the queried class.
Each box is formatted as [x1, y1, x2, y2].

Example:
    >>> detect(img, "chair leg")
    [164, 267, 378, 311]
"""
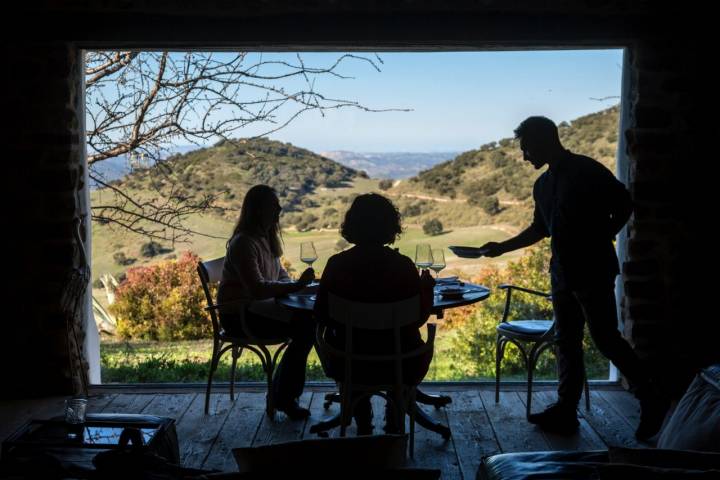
[229, 346, 241, 402]
[408, 389, 416, 459]
[584, 375, 591, 411]
[205, 343, 221, 415]
[526, 358, 534, 419]
[264, 351, 275, 419]
[495, 336, 504, 403]
[339, 387, 352, 437]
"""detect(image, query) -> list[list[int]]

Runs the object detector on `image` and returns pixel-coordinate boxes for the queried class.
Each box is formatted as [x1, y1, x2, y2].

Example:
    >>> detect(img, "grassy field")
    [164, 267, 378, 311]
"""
[100, 326, 609, 383]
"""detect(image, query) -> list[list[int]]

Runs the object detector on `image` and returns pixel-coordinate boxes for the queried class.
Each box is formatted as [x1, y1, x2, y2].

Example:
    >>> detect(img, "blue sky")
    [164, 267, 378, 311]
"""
[87, 49, 624, 154]
[252, 50, 624, 152]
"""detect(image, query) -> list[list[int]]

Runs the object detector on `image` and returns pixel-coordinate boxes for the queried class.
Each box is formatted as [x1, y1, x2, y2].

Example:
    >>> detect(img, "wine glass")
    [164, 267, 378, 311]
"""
[430, 249, 446, 278]
[300, 241, 318, 268]
[414, 244, 433, 270]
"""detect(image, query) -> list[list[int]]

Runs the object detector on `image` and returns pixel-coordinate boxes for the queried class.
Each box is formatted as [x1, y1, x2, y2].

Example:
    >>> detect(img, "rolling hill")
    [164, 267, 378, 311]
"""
[90, 106, 620, 283]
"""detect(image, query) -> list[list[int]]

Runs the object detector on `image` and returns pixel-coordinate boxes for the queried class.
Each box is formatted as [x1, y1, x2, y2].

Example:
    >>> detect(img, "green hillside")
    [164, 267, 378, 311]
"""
[387, 105, 620, 228]
[91, 106, 619, 284]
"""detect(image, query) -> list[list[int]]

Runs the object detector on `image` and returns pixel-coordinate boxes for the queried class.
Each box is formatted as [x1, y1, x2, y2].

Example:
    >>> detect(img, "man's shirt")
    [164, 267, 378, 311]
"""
[530, 150, 632, 291]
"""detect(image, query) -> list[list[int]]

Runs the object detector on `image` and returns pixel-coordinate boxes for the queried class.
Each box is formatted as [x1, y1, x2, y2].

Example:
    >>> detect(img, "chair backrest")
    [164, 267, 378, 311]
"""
[322, 293, 431, 388]
[197, 257, 226, 335]
[328, 294, 420, 331]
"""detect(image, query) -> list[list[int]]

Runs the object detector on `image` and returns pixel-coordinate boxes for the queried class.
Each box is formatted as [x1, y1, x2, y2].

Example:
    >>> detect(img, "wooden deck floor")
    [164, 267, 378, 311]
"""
[0, 385, 645, 479]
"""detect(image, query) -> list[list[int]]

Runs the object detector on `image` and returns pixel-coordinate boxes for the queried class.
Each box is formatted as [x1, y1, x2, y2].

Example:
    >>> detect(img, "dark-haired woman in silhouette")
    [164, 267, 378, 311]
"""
[314, 193, 435, 434]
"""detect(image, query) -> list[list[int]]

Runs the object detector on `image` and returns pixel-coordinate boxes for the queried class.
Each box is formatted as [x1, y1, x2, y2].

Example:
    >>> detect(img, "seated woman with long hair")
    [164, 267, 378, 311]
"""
[217, 184, 315, 419]
[313, 193, 435, 434]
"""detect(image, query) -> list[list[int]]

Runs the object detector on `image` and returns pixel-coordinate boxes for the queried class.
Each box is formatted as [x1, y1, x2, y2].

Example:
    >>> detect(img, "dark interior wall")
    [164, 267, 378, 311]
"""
[5, 42, 86, 396]
[5, 1, 711, 397]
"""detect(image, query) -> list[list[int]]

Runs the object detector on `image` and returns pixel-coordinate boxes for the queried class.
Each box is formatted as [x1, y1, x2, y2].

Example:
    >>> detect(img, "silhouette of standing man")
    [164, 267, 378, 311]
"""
[479, 116, 667, 439]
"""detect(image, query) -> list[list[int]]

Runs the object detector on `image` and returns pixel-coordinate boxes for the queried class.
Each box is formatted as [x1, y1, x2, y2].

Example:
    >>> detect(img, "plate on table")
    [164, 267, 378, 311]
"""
[438, 286, 469, 299]
[435, 276, 461, 286]
[448, 246, 489, 258]
[297, 283, 319, 295]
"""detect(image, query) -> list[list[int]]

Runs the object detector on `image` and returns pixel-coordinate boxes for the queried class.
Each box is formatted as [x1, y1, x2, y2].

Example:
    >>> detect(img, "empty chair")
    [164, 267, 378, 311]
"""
[495, 284, 590, 418]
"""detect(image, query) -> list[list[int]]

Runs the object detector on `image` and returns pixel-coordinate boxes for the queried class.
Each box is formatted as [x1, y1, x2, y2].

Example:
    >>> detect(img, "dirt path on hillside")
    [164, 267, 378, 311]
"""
[391, 192, 464, 203]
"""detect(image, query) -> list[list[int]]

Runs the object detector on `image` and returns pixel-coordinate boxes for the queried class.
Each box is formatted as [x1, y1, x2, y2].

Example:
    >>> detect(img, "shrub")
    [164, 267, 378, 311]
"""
[113, 252, 136, 266]
[490, 151, 510, 168]
[479, 196, 501, 215]
[401, 203, 423, 217]
[422, 218, 444, 236]
[378, 179, 394, 190]
[110, 251, 212, 341]
[140, 241, 165, 258]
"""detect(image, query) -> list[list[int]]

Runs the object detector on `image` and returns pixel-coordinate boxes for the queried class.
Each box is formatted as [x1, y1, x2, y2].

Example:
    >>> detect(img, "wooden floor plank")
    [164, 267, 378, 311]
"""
[2, 386, 645, 476]
[445, 390, 501, 480]
[141, 393, 196, 422]
[175, 393, 235, 469]
[525, 390, 607, 451]
[581, 390, 641, 448]
[407, 398, 461, 480]
[302, 389, 347, 439]
[478, 390, 550, 453]
[597, 390, 640, 431]
[87, 393, 117, 413]
[202, 392, 265, 472]
[252, 391, 312, 446]
[102, 393, 156, 414]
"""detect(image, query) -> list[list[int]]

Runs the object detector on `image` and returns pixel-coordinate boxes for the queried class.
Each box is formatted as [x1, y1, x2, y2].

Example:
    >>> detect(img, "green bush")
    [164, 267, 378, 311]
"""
[140, 241, 165, 258]
[113, 252, 136, 266]
[401, 203, 422, 217]
[422, 218, 444, 236]
[478, 196, 501, 215]
[110, 251, 212, 341]
[378, 179, 394, 190]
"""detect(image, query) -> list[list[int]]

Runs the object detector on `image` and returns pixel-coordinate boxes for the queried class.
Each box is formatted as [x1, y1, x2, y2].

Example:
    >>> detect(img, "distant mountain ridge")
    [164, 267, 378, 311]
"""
[321, 150, 460, 179]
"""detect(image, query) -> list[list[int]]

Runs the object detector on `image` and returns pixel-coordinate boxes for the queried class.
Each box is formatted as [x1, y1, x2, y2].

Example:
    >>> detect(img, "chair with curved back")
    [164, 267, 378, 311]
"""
[495, 284, 590, 419]
[312, 293, 435, 458]
[197, 257, 291, 417]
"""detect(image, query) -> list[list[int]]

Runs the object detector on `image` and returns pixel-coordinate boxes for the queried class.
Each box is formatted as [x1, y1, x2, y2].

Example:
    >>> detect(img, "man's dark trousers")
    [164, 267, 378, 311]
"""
[552, 279, 647, 406]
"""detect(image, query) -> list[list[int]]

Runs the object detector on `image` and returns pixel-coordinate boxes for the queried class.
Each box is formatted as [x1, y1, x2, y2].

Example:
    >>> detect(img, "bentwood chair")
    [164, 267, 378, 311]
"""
[313, 294, 436, 458]
[197, 257, 291, 417]
[495, 284, 590, 419]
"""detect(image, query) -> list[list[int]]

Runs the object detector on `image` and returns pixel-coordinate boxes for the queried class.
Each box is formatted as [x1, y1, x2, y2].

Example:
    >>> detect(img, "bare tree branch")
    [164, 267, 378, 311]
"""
[86, 51, 403, 241]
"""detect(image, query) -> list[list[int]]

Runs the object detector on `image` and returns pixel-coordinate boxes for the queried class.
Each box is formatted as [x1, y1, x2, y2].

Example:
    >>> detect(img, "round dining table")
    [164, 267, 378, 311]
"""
[276, 280, 491, 439]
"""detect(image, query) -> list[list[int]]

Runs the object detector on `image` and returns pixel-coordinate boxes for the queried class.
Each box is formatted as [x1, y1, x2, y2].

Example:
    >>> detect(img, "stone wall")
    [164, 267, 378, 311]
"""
[623, 39, 707, 396]
[5, 43, 87, 396]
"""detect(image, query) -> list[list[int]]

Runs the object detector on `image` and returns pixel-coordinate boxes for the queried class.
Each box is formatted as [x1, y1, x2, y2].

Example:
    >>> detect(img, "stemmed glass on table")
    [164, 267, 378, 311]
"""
[299, 242, 318, 299]
[300, 241, 318, 269]
[430, 249, 446, 278]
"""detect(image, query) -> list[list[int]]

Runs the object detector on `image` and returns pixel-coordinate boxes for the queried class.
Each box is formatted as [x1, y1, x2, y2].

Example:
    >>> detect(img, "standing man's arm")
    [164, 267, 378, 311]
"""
[479, 199, 549, 257]
[479, 224, 547, 257]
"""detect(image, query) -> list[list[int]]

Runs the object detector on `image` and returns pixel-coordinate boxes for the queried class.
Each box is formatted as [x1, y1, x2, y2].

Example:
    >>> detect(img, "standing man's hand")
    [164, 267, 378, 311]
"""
[479, 241, 505, 258]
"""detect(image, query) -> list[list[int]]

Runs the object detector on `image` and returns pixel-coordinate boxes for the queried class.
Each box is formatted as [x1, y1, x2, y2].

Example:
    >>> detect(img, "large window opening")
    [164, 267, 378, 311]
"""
[86, 49, 625, 384]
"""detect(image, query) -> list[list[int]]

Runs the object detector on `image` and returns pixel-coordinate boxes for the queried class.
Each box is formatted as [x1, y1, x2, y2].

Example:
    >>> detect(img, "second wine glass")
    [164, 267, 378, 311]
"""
[415, 244, 433, 270]
[430, 248, 446, 278]
[300, 241, 318, 268]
